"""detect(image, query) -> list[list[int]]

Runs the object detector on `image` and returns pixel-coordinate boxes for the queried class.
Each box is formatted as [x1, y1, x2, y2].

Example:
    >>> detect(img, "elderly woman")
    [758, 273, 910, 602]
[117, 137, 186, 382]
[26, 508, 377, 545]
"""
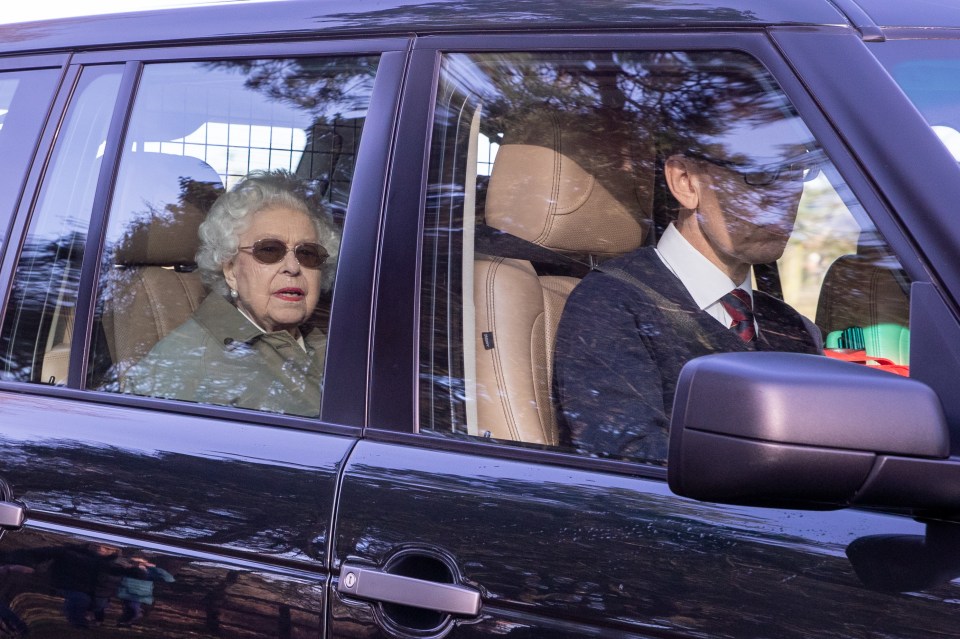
[122, 170, 339, 416]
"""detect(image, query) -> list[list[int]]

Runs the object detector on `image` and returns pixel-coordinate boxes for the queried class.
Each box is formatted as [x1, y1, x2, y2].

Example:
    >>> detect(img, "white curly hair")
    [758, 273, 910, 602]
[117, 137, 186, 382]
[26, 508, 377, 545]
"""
[196, 170, 340, 296]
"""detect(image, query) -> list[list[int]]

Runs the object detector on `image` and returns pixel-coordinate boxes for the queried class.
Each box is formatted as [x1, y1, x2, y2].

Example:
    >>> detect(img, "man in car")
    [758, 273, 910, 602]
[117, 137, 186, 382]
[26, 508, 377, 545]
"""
[553, 117, 823, 464]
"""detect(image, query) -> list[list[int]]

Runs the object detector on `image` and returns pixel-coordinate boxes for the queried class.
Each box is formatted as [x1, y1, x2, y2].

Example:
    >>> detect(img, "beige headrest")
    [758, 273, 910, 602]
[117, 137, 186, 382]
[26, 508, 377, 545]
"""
[485, 110, 652, 257]
[113, 204, 207, 266]
[111, 153, 224, 265]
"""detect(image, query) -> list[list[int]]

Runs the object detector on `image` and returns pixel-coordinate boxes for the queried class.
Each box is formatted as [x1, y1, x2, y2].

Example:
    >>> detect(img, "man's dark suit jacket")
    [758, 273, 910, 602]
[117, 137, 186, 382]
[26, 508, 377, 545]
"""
[553, 247, 820, 464]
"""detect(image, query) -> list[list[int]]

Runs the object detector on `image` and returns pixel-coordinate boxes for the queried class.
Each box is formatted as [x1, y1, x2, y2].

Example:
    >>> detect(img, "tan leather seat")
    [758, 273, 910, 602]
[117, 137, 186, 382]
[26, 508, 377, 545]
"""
[474, 110, 653, 444]
[95, 153, 223, 386]
[816, 245, 911, 365]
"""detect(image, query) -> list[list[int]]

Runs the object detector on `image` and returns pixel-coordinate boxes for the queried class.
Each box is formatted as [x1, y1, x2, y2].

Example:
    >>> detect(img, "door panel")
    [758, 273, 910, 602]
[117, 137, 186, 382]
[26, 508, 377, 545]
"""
[0, 391, 352, 637]
[332, 440, 958, 637]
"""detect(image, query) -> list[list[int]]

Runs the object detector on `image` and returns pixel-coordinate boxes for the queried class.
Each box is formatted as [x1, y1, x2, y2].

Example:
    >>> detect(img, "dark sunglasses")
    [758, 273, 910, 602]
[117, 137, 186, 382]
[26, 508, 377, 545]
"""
[238, 239, 328, 269]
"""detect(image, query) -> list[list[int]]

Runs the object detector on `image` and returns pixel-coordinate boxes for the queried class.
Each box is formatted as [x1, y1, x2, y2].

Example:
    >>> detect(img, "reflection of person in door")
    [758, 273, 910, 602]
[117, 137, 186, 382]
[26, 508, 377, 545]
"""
[117, 557, 175, 627]
[21, 542, 127, 628]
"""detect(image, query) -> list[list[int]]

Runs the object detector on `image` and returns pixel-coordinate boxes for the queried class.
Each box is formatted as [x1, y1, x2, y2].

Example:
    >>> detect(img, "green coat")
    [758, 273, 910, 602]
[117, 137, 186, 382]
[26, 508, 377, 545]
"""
[123, 294, 326, 416]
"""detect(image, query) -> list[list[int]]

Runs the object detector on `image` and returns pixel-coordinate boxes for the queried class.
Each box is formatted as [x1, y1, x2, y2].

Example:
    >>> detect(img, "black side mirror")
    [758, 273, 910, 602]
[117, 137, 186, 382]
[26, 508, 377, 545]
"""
[667, 352, 955, 512]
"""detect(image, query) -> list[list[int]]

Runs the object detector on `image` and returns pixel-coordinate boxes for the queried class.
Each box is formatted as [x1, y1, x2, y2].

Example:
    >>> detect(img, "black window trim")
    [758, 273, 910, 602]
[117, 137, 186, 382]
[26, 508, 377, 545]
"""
[0, 53, 70, 72]
[71, 36, 410, 65]
[71, 60, 142, 389]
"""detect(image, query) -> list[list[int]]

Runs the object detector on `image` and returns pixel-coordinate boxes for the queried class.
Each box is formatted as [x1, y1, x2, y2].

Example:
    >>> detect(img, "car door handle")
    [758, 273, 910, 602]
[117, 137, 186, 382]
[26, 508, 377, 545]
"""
[337, 563, 481, 616]
[0, 478, 24, 531]
[0, 501, 24, 529]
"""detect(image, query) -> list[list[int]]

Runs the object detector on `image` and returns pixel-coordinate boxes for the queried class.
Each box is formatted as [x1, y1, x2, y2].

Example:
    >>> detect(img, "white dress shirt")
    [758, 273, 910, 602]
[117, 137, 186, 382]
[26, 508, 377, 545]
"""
[654, 222, 754, 330]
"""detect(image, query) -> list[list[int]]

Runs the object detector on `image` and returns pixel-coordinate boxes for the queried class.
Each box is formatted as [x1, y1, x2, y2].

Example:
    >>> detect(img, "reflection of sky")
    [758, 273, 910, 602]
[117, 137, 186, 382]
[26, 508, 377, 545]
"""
[934, 125, 960, 160]
[874, 45, 960, 161]
[33, 69, 121, 240]
[0, 78, 18, 105]
[700, 114, 816, 164]
[0, 77, 17, 133]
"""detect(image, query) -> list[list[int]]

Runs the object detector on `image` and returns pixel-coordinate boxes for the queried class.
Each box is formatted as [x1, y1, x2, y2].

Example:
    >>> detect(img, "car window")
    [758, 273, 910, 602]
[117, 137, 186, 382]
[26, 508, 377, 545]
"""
[86, 56, 379, 418]
[419, 50, 912, 464]
[0, 56, 380, 422]
[0, 67, 61, 245]
[0, 66, 123, 385]
[870, 40, 960, 163]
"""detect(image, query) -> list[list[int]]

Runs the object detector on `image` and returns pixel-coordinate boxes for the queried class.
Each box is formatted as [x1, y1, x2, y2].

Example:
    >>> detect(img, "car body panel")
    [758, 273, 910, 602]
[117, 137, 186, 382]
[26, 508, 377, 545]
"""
[333, 440, 960, 637]
[0, 390, 352, 635]
[0, 0, 850, 56]
[0, 1, 958, 637]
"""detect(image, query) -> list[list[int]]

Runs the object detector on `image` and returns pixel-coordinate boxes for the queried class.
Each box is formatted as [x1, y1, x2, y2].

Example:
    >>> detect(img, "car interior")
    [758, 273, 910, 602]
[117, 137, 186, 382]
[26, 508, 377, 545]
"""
[453, 100, 914, 448]
[472, 107, 653, 445]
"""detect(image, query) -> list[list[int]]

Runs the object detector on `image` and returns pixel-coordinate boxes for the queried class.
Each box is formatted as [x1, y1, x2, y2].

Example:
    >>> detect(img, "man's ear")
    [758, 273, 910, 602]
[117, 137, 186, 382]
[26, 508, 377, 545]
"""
[664, 155, 701, 211]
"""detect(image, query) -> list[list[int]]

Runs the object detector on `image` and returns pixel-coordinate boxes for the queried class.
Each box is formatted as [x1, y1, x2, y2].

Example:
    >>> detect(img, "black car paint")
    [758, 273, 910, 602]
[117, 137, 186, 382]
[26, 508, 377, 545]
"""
[0, 0, 957, 637]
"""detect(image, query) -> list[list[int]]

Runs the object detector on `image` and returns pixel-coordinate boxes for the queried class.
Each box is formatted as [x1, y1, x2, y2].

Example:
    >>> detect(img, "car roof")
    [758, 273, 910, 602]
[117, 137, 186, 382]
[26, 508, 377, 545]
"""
[1, 0, 956, 59]
[0, 0, 852, 56]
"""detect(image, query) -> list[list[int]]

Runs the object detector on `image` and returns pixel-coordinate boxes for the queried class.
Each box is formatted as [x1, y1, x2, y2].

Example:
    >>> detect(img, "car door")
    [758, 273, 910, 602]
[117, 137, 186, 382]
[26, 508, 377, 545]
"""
[0, 38, 407, 637]
[330, 28, 960, 638]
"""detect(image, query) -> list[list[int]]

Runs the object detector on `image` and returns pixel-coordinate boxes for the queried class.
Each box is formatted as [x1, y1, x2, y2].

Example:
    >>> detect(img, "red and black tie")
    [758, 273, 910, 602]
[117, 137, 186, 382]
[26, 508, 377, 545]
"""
[720, 288, 756, 343]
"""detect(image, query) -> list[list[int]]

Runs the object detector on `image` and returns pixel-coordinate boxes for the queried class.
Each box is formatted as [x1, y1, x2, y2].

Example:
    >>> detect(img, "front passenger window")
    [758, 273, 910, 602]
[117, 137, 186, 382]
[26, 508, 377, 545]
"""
[419, 50, 912, 464]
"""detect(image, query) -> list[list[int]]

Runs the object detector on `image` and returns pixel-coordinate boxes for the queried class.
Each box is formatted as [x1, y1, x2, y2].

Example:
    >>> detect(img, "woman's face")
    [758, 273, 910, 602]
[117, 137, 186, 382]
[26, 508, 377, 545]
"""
[223, 206, 322, 336]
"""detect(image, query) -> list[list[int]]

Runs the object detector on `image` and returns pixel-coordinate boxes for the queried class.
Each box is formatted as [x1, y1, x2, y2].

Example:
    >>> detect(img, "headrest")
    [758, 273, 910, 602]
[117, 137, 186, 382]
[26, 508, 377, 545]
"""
[485, 109, 652, 257]
[111, 153, 224, 266]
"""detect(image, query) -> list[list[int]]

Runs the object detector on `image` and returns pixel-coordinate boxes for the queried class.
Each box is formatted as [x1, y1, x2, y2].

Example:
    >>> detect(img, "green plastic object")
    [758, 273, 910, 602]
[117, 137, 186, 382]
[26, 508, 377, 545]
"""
[824, 323, 910, 365]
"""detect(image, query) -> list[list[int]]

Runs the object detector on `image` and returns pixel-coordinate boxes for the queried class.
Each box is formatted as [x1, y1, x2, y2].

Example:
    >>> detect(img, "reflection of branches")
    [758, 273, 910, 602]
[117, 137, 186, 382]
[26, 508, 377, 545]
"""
[0, 231, 86, 382]
[202, 57, 376, 205]
[204, 57, 377, 116]
[455, 50, 807, 162]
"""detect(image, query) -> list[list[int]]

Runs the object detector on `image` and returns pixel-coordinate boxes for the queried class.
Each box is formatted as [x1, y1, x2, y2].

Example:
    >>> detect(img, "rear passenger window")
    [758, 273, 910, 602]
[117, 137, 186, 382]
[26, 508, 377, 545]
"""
[0, 56, 379, 420]
[91, 57, 378, 417]
[419, 50, 911, 464]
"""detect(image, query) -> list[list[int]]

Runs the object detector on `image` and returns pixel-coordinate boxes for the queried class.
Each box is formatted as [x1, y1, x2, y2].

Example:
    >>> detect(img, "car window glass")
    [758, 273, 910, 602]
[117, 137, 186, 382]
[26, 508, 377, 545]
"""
[0, 68, 61, 245]
[88, 56, 378, 418]
[419, 50, 911, 465]
[0, 66, 123, 385]
[871, 41, 960, 163]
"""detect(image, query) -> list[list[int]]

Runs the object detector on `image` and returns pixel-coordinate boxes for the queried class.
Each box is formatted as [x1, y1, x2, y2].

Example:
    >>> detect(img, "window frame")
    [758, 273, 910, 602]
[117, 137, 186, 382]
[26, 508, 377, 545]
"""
[0, 37, 410, 436]
[371, 28, 935, 477]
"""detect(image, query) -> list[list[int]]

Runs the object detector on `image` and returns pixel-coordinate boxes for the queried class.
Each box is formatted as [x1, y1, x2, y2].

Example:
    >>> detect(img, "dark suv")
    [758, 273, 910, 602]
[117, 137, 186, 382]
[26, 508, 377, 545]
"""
[0, 0, 959, 636]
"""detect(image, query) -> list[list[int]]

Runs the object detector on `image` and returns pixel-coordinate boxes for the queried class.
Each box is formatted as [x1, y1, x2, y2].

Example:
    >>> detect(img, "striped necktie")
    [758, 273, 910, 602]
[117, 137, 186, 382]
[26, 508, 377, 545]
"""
[720, 288, 756, 342]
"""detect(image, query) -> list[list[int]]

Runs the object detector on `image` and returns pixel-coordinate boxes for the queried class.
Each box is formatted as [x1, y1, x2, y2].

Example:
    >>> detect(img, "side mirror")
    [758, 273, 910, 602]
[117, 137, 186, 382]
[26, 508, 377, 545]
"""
[667, 353, 956, 512]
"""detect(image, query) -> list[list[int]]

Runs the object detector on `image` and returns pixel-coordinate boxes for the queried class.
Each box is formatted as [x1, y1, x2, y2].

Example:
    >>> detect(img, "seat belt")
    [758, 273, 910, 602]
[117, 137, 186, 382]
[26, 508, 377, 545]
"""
[474, 224, 592, 277]
[476, 223, 822, 350]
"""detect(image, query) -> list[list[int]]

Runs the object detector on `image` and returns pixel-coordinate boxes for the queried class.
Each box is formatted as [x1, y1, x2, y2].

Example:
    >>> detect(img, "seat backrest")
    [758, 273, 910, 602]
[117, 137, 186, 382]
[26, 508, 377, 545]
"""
[474, 110, 652, 444]
[96, 152, 223, 386]
[816, 246, 911, 365]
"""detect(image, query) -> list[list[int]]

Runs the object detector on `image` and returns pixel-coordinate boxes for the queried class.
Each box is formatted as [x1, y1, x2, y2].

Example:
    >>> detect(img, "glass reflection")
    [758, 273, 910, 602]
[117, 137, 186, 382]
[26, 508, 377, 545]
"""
[420, 50, 912, 464]
[0, 529, 324, 637]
